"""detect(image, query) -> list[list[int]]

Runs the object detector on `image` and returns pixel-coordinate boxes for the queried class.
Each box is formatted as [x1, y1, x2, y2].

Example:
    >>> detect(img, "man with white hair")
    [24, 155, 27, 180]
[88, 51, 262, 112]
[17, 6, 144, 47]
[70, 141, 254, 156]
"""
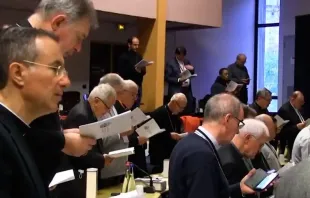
[58, 83, 116, 198]
[114, 80, 149, 177]
[149, 93, 188, 173]
[218, 119, 269, 198]
[98, 73, 134, 187]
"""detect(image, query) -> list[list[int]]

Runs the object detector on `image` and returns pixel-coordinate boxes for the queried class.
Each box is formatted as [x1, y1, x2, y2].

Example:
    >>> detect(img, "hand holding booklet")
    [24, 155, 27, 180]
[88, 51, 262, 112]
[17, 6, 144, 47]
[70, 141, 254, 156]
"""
[179, 70, 198, 82]
[136, 118, 165, 138]
[134, 59, 154, 69]
[79, 111, 132, 139]
[225, 81, 243, 92]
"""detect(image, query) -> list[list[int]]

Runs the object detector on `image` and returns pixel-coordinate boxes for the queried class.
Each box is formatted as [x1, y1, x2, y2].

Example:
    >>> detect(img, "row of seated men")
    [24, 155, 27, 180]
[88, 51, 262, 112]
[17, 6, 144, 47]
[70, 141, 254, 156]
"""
[210, 67, 307, 159]
[50, 73, 189, 198]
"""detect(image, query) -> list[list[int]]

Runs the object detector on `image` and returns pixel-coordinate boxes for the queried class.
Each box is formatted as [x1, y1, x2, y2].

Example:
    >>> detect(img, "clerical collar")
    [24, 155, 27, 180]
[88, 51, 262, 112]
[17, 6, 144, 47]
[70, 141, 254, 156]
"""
[0, 103, 30, 128]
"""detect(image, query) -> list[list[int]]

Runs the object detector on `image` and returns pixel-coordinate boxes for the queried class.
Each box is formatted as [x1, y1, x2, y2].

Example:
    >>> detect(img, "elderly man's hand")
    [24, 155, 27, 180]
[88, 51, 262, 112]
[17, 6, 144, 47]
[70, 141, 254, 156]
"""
[62, 129, 96, 157]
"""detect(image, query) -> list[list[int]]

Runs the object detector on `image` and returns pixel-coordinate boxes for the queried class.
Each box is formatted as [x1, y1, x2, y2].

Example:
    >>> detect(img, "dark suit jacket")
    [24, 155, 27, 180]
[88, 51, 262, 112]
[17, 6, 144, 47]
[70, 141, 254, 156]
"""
[165, 57, 194, 96]
[57, 100, 105, 198]
[169, 133, 230, 198]
[149, 105, 183, 165]
[249, 102, 269, 115]
[210, 76, 229, 95]
[114, 101, 147, 177]
[0, 104, 48, 198]
[218, 143, 257, 198]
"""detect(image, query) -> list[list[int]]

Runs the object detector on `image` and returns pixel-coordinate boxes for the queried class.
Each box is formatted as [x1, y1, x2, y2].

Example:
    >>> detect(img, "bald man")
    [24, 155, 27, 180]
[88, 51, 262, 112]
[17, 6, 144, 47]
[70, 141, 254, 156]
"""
[277, 91, 307, 157]
[149, 93, 188, 173]
[228, 54, 250, 104]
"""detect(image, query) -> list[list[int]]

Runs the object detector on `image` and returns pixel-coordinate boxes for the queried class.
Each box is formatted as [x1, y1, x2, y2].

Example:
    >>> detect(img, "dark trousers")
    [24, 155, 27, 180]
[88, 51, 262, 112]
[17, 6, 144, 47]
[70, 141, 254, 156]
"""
[238, 87, 248, 104]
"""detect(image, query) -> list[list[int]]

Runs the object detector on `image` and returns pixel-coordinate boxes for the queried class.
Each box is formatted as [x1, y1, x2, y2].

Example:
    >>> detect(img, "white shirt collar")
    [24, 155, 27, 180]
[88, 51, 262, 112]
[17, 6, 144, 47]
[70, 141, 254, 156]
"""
[195, 126, 220, 149]
[0, 102, 30, 127]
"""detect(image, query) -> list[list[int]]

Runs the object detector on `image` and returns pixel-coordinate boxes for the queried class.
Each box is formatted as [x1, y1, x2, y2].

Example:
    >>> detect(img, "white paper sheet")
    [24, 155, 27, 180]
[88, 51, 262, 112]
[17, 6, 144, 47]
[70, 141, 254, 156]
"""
[179, 70, 197, 82]
[79, 111, 132, 139]
[49, 170, 75, 188]
[134, 59, 154, 69]
[274, 115, 290, 128]
[225, 81, 243, 92]
[109, 190, 139, 198]
[108, 147, 135, 158]
[131, 108, 148, 127]
[136, 119, 165, 138]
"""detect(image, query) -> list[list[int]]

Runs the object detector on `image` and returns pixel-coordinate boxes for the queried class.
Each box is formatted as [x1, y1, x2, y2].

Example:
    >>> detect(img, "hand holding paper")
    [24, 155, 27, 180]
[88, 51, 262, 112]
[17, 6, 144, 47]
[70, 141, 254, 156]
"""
[134, 59, 154, 69]
[226, 81, 243, 93]
[179, 70, 197, 82]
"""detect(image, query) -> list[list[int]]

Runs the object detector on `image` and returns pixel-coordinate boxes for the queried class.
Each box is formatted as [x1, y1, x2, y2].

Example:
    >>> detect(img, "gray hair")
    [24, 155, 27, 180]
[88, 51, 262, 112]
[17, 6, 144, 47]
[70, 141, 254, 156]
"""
[204, 93, 241, 121]
[98, 73, 124, 92]
[239, 118, 269, 138]
[36, 0, 98, 29]
[0, 27, 58, 89]
[88, 83, 116, 104]
[256, 88, 272, 100]
[124, 80, 138, 90]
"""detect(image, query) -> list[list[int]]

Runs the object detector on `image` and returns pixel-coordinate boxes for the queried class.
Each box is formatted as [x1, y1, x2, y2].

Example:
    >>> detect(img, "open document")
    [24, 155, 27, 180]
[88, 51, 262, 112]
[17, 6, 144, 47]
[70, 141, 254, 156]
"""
[79, 111, 132, 139]
[179, 70, 198, 82]
[49, 170, 75, 188]
[225, 81, 243, 92]
[274, 115, 289, 128]
[131, 107, 151, 127]
[108, 147, 135, 158]
[136, 119, 165, 138]
[134, 59, 154, 69]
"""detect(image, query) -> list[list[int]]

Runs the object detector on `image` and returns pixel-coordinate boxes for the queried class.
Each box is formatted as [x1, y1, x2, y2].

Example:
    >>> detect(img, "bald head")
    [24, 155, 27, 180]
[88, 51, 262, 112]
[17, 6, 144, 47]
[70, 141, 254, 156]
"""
[236, 53, 247, 66]
[256, 114, 276, 140]
[168, 93, 187, 115]
[290, 91, 304, 110]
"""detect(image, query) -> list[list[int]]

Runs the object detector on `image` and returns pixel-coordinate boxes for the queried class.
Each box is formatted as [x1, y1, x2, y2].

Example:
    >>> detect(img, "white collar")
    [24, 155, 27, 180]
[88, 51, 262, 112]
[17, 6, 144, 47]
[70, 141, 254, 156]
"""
[195, 126, 220, 149]
[0, 102, 30, 128]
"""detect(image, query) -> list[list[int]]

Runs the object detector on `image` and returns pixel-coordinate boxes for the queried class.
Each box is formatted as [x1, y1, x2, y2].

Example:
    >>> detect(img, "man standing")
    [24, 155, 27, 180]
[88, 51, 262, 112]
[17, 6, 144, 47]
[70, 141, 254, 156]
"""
[10, 0, 99, 187]
[249, 88, 272, 115]
[169, 94, 255, 198]
[0, 27, 70, 198]
[228, 54, 250, 104]
[165, 46, 195, 114]
[117, 36, 146, 108]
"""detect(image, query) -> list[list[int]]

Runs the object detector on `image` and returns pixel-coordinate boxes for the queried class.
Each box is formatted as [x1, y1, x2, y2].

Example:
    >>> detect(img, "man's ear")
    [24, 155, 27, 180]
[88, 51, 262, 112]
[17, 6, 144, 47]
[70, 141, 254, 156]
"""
[9, 62, 27, 87]
[51, 15, 67, 31]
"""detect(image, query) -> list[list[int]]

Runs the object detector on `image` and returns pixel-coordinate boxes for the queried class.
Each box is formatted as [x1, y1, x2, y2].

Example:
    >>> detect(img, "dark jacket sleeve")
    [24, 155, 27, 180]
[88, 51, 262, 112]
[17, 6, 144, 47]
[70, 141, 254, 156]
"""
[129, 132, 139, 147]
[185, 59, 195, 74]
[64, 114, 105, 169]
[211, 83, 226, 95]
[222, 162, 243, 197]
[0, 136, 12, 198]
[118, 53, 145, 80]
[228, 66, 242, 84]
[165, 61, 180, 85]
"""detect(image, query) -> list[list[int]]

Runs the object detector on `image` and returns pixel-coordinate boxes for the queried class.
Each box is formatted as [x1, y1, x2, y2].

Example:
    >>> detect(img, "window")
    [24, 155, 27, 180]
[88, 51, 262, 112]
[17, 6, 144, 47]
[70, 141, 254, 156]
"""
[255, 0, 280, 112]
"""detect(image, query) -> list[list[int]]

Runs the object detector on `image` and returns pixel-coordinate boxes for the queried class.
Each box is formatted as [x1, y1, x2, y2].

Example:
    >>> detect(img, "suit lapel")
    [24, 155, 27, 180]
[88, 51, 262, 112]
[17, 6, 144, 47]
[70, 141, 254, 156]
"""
[0, 106, 46, 198]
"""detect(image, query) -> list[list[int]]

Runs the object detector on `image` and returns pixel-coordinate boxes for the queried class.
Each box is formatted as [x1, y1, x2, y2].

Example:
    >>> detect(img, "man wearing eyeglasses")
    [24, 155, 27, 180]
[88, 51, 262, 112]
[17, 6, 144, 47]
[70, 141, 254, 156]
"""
[0, 27, 71, 198]
[149, 93, 188, 173]
[249, 88, 272, 115]
[218, 119, 269, 198]
[4, 0, 100, 189]
[56, 83, 116, 198]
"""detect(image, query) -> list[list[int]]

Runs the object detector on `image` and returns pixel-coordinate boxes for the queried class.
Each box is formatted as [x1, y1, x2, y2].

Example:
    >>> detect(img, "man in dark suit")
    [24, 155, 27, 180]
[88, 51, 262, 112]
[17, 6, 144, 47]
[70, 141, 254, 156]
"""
[0, 27, 70, 198]
[8, 0, 99, 188]
[218, 119, 269, 198]
[57, 83, 116, 198]
[149, 93, 187, 173]
[249, 88, 272, 115]
[210, 68, 230, 95]
[114, 80, 149, 177]
[169, 94, 256, 198]
[228, 54, 250, 104]
[165, 46, 195, 114]
[277, 91, 306, 156]
[117, 37, 146, 108]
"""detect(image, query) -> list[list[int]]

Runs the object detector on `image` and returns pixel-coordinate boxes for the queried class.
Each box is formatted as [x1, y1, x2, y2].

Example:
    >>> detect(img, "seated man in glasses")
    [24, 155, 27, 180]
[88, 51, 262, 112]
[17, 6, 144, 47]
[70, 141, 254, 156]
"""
[218, 119, 269, 198]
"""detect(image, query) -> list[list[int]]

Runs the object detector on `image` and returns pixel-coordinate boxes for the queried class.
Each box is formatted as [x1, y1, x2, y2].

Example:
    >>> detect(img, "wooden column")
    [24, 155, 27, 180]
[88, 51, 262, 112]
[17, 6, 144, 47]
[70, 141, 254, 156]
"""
[137, 0, 167, 112]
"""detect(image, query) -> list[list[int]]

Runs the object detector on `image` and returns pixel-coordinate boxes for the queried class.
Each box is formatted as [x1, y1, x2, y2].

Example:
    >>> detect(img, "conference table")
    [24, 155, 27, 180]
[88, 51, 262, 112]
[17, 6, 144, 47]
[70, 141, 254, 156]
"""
[97, 175, 168, 198]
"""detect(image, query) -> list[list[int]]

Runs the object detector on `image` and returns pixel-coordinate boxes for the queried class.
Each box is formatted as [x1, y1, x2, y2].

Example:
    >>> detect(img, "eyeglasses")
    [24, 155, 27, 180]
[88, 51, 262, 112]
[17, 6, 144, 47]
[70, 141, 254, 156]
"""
[23, 60, 68, 76]
[95, 97, 112, 110]
[233, 116, 245, 129]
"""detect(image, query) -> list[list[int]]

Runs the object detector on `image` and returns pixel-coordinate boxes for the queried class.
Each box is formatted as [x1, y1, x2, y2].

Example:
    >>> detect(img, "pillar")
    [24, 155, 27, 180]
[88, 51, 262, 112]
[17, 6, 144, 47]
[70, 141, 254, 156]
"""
[137, 0, 167, 112]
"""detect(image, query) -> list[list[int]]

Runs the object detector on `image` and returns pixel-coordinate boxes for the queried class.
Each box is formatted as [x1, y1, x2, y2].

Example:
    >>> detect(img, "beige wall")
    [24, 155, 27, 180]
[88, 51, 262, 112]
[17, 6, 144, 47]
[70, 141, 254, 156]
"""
[167, 0, 222, 27]
[0, 8, 137, 99]
[93, 0, 156, 19]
